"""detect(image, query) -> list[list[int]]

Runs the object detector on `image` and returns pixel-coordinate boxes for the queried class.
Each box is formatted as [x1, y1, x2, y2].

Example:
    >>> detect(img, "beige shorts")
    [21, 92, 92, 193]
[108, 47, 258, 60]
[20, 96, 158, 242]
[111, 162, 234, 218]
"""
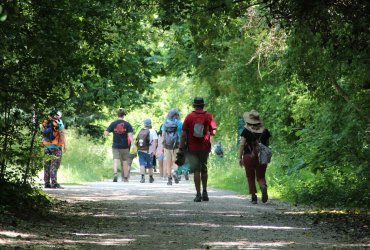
[164, 148, 179, 162]
[112, 148, 129, 161]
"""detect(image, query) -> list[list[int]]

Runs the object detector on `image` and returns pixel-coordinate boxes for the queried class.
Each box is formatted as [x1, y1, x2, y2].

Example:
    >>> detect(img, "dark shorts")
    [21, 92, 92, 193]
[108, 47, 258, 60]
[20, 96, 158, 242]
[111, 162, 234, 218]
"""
[187, 151, 209, 174]
[138, 151, 153, 169]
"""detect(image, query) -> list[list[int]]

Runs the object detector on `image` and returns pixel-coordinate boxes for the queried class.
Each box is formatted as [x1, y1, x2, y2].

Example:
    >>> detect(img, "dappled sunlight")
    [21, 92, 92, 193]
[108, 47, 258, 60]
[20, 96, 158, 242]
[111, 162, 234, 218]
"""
[204, 240, 295, 249]
[63, 238, 134, 246]
[0, 230, 37, 238]
[234, 225, 310, 230]
[175, 222, 221, 228]
[212, 194, 247, 200]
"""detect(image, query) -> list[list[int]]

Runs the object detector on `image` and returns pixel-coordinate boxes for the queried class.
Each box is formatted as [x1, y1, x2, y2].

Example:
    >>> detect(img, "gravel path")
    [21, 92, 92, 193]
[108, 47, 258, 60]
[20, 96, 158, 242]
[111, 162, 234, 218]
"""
[0, 173, 368, 249]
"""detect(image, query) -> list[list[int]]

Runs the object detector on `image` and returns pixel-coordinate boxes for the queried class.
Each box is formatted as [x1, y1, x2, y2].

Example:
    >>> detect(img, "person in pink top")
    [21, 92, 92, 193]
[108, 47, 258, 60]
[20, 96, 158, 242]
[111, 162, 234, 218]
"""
[178, 97, 217, 202]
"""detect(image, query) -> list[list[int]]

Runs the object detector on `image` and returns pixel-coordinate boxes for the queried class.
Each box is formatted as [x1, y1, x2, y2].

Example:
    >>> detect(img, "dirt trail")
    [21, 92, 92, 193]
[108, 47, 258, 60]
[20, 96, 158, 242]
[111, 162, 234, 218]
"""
[0, 173, 368, 249]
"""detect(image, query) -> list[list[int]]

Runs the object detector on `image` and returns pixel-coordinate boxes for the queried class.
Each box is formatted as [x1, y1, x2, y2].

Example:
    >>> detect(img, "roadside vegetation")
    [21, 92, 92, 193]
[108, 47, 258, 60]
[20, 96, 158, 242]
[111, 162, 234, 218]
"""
[0, 0, 369, 217]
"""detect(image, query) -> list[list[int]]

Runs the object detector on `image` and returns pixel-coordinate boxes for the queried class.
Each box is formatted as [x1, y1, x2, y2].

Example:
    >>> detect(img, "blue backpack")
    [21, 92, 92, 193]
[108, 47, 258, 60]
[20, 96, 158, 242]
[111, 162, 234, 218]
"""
[163, 119, 179, 149]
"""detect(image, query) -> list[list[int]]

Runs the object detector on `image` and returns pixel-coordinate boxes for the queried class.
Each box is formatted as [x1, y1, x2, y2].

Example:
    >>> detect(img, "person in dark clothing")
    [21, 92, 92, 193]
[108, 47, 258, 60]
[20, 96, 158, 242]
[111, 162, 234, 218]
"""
[104, 108, 134, 182]
[239, 110, 271, 204]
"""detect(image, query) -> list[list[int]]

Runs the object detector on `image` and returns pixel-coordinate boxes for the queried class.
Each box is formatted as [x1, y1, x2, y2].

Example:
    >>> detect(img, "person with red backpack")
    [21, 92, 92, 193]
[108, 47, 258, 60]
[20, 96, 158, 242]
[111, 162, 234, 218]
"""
[239, 110, 271, 204]
[178, 97, 217, 202]
[103, 108, 134, 182]
[42, 109, 67, 188]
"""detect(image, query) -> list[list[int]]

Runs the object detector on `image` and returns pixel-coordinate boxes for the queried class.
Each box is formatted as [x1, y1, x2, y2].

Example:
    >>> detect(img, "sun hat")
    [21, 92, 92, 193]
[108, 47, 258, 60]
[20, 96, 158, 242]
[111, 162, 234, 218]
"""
[144, 118, 152, 126]
[193, 97, 205, 107]
[243, 110, 264, 133]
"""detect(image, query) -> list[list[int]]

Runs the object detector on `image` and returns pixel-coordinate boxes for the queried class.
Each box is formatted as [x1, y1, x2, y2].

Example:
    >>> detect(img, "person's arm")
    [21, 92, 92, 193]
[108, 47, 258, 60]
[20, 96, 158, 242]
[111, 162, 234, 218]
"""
[60, 129, 67, 152]
[239, 137, 246, 167]
[103, 130, 109, 137]
[128, 132, 133, 144]
[151, 139, 158, 154]
[179, 131, 187, 150]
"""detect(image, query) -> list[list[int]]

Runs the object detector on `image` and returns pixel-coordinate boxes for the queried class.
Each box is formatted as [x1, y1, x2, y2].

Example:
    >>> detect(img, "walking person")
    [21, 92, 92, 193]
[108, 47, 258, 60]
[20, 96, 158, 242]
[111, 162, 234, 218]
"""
[103, 108, 133, 182]
[136, 119, 158, 183]
[239, 110, 271, 204]
[162, 109, 182, 185]
[42, 109, 67, 188]
[178, 97, 217, 202]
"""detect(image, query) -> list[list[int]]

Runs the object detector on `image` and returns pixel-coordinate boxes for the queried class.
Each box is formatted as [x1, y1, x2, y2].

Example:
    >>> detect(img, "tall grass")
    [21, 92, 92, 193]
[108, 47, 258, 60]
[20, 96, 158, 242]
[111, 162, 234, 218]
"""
[38, 129, 114, 184]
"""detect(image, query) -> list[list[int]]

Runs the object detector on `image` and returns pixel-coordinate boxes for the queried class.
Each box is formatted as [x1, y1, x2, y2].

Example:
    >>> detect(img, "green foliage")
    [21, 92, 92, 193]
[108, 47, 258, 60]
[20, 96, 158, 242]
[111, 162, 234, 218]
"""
[155, 1, 370, 209]
[57, 130, 112, 183]
[0, 182, 52, 214]
[0, 0, 163, 186]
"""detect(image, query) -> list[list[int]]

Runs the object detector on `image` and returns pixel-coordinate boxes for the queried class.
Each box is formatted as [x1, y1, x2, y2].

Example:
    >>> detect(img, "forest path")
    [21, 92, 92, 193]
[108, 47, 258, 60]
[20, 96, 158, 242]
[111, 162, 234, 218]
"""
[1, 173, 368, 249]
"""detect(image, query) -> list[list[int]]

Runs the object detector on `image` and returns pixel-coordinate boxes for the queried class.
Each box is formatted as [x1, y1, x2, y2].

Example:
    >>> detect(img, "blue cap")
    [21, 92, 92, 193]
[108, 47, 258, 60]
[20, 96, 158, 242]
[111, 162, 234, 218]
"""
[144, 119, 152, 126]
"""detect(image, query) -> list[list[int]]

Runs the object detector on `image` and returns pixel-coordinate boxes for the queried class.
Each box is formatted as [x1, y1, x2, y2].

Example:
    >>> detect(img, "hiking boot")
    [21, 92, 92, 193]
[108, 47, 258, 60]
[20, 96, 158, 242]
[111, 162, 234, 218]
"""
[51, 183, 64, 189]
[123, 177, 129, 182]
[149, 176, 154, 183]
[202, 191, 209, 201]
[194, 193, 202, 202]
[173, 173, 179, 184]
[113, 174, 118, 182]
[140, 176, 145, 183]
[251, 194, 257, 204]
[44, 183, 51, 188]
[184, 172, 189, 181]
[167, 177, 172, 186]
[261, 186, 268, 203]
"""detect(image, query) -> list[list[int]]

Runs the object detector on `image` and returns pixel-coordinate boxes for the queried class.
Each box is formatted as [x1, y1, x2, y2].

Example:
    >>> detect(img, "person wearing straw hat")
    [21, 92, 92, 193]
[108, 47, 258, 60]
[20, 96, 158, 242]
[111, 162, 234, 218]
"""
[239, 109, 271, 204]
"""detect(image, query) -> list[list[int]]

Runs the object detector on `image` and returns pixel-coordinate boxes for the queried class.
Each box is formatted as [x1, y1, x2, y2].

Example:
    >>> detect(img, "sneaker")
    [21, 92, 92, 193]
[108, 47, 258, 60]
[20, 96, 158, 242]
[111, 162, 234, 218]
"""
[44, 183, 51, 188]
[202, 191, 209, 201]
[251, 194, 257, 204]
[140, 176, 145, 183]
[149, 176, 154, 183]
[167, 178, 172, 186]
[123, 177, 129, 182]
[51, 183, 64, 189]
[261, 186, 268, 203]
[194, 194, 202, 202]
[113, 174, 118, 182]
[184, 172, 189, 181]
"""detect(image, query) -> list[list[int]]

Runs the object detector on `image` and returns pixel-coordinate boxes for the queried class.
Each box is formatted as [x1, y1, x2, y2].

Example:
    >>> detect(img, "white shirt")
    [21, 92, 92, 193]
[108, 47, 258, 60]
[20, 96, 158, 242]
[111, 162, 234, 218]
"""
[148, 128, 158, 154]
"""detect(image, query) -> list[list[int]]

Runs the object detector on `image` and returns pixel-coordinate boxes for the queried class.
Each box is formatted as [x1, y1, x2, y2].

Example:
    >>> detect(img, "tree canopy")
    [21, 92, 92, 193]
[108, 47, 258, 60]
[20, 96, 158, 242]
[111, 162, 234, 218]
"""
[0, 0, 369, 208]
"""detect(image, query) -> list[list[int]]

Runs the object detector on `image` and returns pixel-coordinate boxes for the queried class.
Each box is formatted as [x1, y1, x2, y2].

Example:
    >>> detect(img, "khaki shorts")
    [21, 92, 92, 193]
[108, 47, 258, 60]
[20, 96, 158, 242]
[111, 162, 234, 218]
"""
[112, 148, 129, 161]
[164, 148, 179, 162]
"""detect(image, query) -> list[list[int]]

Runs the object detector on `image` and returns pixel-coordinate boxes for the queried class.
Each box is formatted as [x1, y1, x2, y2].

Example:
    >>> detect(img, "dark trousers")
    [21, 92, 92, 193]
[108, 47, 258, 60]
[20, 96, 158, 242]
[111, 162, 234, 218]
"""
[242, 154, 267, 194]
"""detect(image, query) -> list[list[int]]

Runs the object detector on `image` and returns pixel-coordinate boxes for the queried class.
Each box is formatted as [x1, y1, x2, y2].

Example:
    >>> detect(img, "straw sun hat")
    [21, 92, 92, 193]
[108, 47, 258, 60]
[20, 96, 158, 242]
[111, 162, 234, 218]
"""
[243, 110, 264, 133]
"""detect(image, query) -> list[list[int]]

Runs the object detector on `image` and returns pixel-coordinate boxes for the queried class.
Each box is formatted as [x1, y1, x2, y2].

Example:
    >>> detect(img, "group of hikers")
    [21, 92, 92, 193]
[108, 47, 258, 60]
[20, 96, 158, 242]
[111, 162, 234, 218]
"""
[42, 96, 271, 204]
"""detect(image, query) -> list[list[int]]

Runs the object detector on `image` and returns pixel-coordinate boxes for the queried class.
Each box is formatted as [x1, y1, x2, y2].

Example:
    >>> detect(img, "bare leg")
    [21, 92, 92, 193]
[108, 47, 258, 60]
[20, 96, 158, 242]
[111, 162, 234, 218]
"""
[113, 159, 119, 173]
[201, 172, 208, 192]
[122, 160, 129, 178]
[193, 171, 201, 194]
[158, 159, 164, 177]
